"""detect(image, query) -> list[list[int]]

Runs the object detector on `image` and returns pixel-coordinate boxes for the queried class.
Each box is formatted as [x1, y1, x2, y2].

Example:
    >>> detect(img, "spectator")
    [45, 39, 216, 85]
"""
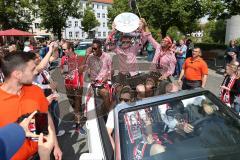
[175, 39, 187, 77]
[225, 40, 240, 64]
[8, 41, 17, 52]
[0, 111, 37, 160]
[220, 63, 240, 107]
[60, 41, 86, 134]
[178, 47, 208, 90]
[234, 65, 240, 114]
[39, 41, 49, 58]
[33, 52, 65, 137]
[186, 39, 194, 58]
[230, 50, 239, 65]
[0, 52, 62, 160]
[146, 42, 155, 62]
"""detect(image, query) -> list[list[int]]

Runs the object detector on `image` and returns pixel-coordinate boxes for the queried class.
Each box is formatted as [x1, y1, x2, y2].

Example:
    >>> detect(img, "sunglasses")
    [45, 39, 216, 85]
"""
[119, 98, 131, 102]
[92, 47, 98, 51]
[62, 48, 67, 51]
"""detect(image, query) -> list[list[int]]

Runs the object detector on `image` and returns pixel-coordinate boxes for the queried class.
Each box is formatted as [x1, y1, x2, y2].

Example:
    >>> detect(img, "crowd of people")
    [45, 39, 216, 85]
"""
[0, 16, 240, 160]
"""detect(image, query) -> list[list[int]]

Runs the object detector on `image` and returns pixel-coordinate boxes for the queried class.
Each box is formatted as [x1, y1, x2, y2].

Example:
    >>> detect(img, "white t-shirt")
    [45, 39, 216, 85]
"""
[158, 104, 178, 132]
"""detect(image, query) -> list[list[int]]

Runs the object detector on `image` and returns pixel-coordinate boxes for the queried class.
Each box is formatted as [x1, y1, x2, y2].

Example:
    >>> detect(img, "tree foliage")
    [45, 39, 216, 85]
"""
[38, 0, 81, 40]
[108, 0, 209, 37]
[207, 0, 240, 20]
[0, 0, 32, 31]
[202, 20, 226, 44]
[81, 6, 100, 37]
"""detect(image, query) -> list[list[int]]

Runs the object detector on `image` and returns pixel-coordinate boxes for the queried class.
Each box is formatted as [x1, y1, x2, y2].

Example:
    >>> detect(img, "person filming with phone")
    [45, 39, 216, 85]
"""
[0, 52, 62, 160]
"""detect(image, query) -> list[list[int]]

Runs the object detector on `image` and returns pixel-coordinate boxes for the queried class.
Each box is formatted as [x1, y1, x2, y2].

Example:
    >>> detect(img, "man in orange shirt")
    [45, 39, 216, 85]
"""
[178, 47, 208, 90]
[0, 52, 62, 160]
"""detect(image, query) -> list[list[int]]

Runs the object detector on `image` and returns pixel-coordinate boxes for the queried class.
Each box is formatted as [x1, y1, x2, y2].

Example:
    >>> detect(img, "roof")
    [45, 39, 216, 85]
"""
[92, 0, 113, 4]
[0, 29, 35, 36]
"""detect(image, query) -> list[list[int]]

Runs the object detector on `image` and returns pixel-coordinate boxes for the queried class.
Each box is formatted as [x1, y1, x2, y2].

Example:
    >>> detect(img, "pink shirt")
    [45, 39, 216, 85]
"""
[85, 52, 112, 81]
[148, 35, 176, 77]
[113, 32, 150, 76]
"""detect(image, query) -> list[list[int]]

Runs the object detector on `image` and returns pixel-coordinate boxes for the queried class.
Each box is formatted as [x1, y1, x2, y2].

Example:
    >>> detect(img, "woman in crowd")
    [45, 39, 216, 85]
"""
[233, 65, 240, 114]
[220, 62, 240, 107]
[225, 40, 239, 64]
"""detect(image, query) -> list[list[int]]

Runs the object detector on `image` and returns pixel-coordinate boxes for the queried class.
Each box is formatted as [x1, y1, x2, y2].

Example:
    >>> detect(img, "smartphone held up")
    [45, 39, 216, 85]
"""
[35, 112, 48, 135]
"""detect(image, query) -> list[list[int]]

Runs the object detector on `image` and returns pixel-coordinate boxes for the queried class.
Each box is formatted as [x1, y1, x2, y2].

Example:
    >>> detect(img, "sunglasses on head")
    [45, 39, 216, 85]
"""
[119, 98, 131, 102]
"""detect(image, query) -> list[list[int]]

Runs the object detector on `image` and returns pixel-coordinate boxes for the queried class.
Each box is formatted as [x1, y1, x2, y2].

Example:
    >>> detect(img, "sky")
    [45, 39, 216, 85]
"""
[200, 16, 209, 24]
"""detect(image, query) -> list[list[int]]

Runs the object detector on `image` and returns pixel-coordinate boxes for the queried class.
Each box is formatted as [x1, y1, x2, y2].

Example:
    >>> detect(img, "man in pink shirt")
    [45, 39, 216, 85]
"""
[107, 20, 150, 88]
[82, 39, 113, 111]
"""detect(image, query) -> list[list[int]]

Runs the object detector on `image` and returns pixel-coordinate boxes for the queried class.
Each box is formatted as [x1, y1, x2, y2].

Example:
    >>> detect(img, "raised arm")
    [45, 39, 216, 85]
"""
[35, 43, 54, 73]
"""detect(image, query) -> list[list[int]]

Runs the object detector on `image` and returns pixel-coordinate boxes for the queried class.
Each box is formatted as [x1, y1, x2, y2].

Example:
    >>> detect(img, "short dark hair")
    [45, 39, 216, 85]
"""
[93, 39, 102, 48]
[0, 51, 34, 78]
[65, 41, 75, 51]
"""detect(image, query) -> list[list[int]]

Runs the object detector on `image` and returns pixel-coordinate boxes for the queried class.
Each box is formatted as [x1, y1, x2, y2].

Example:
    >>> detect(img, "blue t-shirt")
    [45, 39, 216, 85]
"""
[176, 44, 187, 58]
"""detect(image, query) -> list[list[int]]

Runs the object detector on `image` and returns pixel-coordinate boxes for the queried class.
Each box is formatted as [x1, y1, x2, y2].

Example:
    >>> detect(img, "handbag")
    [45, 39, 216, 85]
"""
[64, 55, 82, 89]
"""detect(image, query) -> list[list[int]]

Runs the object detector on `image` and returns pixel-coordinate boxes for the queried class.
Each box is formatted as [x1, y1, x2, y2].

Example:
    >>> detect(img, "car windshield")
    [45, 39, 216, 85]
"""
[76, 43, 91, 50]
[118, 94, 240, 160]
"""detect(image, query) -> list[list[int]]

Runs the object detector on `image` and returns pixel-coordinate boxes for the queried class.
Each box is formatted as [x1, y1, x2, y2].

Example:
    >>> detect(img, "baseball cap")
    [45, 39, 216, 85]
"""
[0, 123, 25, 160]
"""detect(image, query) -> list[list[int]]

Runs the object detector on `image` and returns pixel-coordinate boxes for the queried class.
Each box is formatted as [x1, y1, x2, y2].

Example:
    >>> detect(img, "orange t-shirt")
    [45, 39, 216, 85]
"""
[183, 57, 208, 81]
[0, 84, 49, 160]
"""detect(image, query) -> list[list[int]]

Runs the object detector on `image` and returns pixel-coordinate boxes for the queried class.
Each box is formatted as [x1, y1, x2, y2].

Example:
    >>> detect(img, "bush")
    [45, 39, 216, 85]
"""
[236, 38, 240, 45]
[194, 43, 227, 51]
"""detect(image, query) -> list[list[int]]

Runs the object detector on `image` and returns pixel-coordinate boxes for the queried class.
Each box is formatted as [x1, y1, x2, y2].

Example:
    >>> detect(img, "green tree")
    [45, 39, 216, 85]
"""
[108, 0, 131, 25]
[108, 0, 209, 37]
[202, 20, 226, 44]
[208, 0, 240, 20]
[38, 0, 81, 40]
[81, 6, 100, 38]
[0, 0, 32, 31]
[167, 26, 184, 41]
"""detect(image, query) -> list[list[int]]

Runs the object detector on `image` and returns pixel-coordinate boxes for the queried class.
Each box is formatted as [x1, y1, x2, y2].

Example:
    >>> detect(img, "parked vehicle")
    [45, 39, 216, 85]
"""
[75, 41, 92, 56]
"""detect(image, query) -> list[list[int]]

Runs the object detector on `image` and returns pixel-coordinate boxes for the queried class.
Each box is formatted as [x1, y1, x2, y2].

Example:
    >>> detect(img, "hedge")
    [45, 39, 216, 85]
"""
[194, 43, 227, 51]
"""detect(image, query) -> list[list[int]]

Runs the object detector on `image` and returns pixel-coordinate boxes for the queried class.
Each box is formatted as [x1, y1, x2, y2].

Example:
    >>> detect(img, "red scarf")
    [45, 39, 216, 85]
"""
[220, 75, 236, 104]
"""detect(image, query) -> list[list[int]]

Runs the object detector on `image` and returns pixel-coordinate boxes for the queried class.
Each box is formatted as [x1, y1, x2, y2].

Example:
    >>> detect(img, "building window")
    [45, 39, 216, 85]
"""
[34, 23, 40, 29]
[97, 4, 99, 9]
[102, 5, 104, 10]
[82, 32, 84, 38]
[97, 13, 100, 18]
[92, 4, 94, 8]
[98, 32, 101, 37]
[75, 32, 79, 38]
[69, 32, 72, 38]
[103, 32, 106, 37]
[75, 21, 78, 27]
[102, 13, 105, 18]
[103, 22, 106, 27]
[68, 21, 72, 27]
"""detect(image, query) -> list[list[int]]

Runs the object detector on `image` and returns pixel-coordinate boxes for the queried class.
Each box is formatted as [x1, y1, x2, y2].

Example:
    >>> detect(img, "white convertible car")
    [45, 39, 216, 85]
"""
[80, 86, 240, 160]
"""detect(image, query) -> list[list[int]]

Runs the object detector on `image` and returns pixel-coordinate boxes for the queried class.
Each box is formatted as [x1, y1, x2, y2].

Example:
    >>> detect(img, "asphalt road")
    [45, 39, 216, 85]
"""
[51, 55, 225, 160]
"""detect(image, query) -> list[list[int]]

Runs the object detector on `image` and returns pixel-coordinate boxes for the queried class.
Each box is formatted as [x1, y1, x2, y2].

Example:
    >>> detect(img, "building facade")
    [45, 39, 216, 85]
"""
[63, 0, 113, 40]
[225, 15, 240, 44]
